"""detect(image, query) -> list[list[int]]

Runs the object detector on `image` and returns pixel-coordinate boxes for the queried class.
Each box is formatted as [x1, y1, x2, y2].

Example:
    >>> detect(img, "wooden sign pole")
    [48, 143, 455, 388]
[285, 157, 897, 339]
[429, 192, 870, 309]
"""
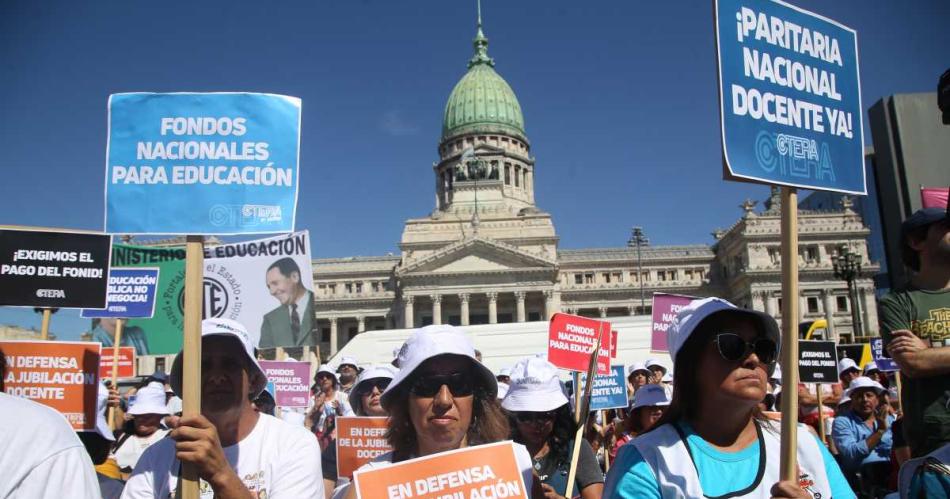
[108, 318, 125, 429]
[602, 409, 610, 472]
[180, 235, 205, 499]
[816, 395, 827, 444]
[778, 187, 800, 482]
[565, 324, 603, 498]
[40, 308, 52, 340]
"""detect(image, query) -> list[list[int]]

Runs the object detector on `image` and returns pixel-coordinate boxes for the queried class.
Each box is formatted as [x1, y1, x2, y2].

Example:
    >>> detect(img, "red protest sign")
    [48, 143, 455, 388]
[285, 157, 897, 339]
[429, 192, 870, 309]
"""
[1, 340, 101, 430]
[650, 293, 695, 352]
[548, 313, 611, 374]
[337, 417, 392, 479]
[99, 346, 135, 379]
[353, 441, 528, 499]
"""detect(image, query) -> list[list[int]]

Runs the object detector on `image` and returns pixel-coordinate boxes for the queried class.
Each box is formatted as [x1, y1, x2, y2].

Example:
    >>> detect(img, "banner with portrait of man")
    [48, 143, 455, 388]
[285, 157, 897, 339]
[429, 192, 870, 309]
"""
[203, 230, 317, 350]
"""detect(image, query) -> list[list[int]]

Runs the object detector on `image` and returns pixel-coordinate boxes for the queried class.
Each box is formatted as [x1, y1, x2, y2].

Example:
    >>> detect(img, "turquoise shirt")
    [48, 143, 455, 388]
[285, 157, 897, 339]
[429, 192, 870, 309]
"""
[604, 423, 855, 498]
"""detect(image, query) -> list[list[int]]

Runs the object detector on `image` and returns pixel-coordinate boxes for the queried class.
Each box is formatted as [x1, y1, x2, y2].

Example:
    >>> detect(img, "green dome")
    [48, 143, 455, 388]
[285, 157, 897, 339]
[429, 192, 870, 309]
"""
[441, 27, 526, 143]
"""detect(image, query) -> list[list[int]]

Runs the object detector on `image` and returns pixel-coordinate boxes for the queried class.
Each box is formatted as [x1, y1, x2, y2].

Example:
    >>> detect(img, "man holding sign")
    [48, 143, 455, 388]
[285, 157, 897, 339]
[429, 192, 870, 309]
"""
[122, 319, 323, 498]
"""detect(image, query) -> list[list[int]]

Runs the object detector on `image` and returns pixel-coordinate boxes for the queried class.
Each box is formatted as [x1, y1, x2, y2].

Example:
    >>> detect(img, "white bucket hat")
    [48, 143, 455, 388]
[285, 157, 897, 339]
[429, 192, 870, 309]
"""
[128, 381, 171, 416]
[838, 358, 860, 377]
[667, 297, 780, 373]
[632, 383, 671, 410]
[499, 367, 512, 377]
[845, 376, 886, 398]
[645, 358, 668, 374]
[348, 364, 397, 414]
[863, 361, 880, 375]
[170, 318, 267, 398]
[627, 362, 651, 379]
[838, 395, 851, 407]
[661, 372, 673, 383]
[338, 356, 359, 370]
[501, 356, 569, 413]
[381, 325, 496, 410]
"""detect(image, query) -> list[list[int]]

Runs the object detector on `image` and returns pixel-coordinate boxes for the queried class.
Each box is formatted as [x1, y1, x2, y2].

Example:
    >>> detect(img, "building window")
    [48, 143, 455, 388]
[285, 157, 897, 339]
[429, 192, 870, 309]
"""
[155, 358, 166, 372]
[504, 164, 511, 185]
[806, 246, 819, 263]
[328, 284, 336, 295]
[669, 270, 677, 281]
[642, 272, 650, 282]
[657, 270, 667, 281]
[522, 169, 528, 188]
[528, 311, 541, 321]
[371, 282, 380, 292]
[698, 269, 705, 280]
[837, 296, 848, 312]
[768, 247, 781, 265]
[602, 272, 611, 283]
[355, 282, 363, 294]
[807, 296, 819, 314]
[584, 273, 594, 284]
[318, 283, 327, 296]
[629, 271, 638, 282]
[685, 270, 693, 280]
[612, 272, 622, 283]
[514, 166, 520, 187]
[574, 274, 583, 285]
[320, 328, 330, 342]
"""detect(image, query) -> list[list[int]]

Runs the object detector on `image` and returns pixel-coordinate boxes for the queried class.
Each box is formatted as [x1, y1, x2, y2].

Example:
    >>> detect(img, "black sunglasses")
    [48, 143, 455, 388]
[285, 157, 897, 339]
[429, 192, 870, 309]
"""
[409, 372, 474, 398]
[358, 378, 391, 395]
[713, 333, 778, 365]
[515, 411, 557, 423]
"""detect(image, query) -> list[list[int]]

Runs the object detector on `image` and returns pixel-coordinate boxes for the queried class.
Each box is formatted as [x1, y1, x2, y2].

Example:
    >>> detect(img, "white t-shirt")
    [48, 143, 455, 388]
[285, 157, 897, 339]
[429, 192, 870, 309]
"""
[120, 413, 324, 498]
[331, 443, 535, 499]
[0, 392, 101, 498]
[113, 429, 170, 470]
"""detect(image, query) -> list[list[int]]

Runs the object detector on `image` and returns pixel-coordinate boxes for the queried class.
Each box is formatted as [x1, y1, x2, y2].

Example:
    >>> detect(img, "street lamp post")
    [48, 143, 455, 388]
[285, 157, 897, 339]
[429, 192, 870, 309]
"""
[458, 148, 486, 232]
[628, 227, 649, 314]
[833, 245, 864, 338]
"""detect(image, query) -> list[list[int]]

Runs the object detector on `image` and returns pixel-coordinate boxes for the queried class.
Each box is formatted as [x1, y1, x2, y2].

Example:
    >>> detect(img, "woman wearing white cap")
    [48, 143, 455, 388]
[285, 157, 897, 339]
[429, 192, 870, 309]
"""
[604, 297, 854, 498]
[626, 362, 651, 396]
[332, 325, 538, 499]
[308, 364, 354, 450]
[644, 358, 668, 385]
[503, 356, 604, 499]
[112, 381, 170, 477]
[611, 384, 670, 461]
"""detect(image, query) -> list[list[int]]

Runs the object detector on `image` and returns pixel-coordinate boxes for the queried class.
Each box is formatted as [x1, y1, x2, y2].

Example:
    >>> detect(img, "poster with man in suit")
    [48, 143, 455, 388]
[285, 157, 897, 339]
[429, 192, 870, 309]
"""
[260, 257, 315, 348]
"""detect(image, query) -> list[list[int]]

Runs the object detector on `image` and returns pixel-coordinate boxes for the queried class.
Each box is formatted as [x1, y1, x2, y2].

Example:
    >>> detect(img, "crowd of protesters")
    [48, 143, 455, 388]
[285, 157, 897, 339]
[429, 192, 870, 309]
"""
[0, 207, 947, 498]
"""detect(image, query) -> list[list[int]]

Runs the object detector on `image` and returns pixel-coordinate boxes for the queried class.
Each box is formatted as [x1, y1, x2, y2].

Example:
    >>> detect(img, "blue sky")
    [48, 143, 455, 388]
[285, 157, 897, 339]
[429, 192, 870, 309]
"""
[1, 0, 947, 340]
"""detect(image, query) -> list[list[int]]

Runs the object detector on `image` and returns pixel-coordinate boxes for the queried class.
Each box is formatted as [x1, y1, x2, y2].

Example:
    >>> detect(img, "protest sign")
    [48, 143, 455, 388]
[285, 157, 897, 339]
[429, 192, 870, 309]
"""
[98, 346, 135, 379]
[714, 0, 864, 194]
[336, 417, 392, 479]
[548, 313, 611, 375]
[610, 329, 618, 358]
[1, 340, 100, 430]
[650, 293, 694, 352]
[869, 338, 899, 372]
[581, 365, 629, 411]
[353, 441, 527, 499]
[259, 360, 311, 407]
[81, 267, 159, 319]
[798, 340, 838, 383]
[0, 229, 111, 309]
[105, 92, 302, 234]
[204, 231, 316, 349]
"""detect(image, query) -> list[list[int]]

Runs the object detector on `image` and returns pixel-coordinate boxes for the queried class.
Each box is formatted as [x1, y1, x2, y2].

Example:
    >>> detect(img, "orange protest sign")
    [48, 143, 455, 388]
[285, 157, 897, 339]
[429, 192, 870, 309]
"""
[353, 441, 528, 499]
[99, 346, 136, 379]
[337, 416, 392, 479]
[1, 340, 101, 430]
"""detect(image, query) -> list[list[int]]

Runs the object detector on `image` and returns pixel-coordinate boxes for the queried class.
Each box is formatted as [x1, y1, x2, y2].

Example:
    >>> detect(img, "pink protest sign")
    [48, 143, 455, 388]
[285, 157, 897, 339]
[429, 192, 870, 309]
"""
[259, 360, 311, 408]
[650, 293, 695, 352]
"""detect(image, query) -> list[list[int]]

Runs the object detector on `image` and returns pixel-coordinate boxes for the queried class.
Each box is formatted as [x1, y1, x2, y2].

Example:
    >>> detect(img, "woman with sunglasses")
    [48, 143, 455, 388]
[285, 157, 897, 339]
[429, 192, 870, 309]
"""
[332, 325, 539, 499]
[503, 356, 604, 499]
[322, 364, 396, 497]
[604, 297, 854, 498]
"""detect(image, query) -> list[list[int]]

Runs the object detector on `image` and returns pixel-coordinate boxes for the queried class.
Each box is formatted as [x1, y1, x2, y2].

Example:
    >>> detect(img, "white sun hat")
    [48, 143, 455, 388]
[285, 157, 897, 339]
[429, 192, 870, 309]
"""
[499, 366, 512, 377]
[338, 356, 359, 370]
[667, 297, 780, 371]
[348, 364, 397, 413]
[661, 372, 673, 383]
[645, 358, 668, 373]
[838, 395, 851, 407]
[128, 381, 171, 416]
[170, 318, 267, 398]
[627, 362, 651, 378]
[845, 376, 886, 398]
[632, 383, 671, 410]
[838, 358, 860, 376]
[502, 356, 569, 413]
[381, 325, 496, 410]
[863, 361, 880, 375]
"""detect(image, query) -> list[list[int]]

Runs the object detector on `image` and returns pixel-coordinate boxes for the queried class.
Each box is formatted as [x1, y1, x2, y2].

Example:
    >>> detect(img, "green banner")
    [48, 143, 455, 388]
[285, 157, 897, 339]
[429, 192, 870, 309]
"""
[89, 243, 186, 355]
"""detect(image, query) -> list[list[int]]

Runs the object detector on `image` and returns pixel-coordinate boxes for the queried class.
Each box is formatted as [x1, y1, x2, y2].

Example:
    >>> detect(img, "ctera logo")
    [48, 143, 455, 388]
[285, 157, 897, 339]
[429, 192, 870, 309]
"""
[178, 277, 230, 319]
[754, 131, 835, 183]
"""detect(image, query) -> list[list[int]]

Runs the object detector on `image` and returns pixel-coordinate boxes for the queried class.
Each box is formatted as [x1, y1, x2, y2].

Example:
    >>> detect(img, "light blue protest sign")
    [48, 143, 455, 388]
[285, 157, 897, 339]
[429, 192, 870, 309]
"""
[81, 268, 160, 319]
[105, 93, 302, 234]
[581, 365, 629, 411]
[715, 0, 865, 194]
[869, 338, 899, 372]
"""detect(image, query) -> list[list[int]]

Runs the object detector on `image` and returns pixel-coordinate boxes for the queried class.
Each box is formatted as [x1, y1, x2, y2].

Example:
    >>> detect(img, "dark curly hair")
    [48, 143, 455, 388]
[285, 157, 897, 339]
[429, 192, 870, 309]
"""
[507, 403, 576, 458]
[385, 357, 509, 462]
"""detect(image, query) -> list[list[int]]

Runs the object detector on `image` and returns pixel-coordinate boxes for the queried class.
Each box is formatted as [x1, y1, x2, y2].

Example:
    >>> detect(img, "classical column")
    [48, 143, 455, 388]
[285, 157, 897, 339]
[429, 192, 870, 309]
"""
[515, 291, 526, 322]
[357, 316, 365, 333]
[543, 290, 555, 320]
[860, 287, 874, 337]
[763, 291, 774, 317]
[628, 305, 636, 316]
[598, 306, 608, 318]
[329, 318, 338, 355]
[822, 290, 837, 342]
[459, 293, 470, 326]
[403, 296, 414, 329]
[487, 292, 498, 324]
[432, 294, 442, 325]
[863, 287, 880, 336]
